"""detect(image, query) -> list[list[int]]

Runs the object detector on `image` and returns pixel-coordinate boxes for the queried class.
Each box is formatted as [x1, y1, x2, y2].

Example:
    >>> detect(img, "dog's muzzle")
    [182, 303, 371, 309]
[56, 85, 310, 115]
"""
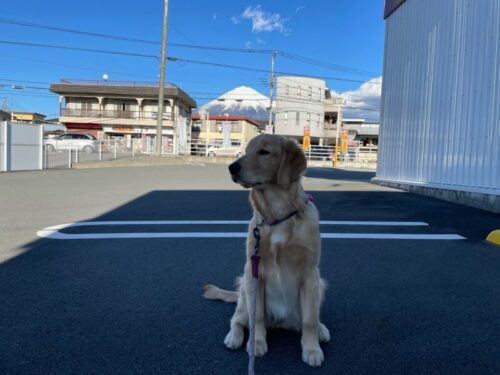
[228, 162, 241, 177]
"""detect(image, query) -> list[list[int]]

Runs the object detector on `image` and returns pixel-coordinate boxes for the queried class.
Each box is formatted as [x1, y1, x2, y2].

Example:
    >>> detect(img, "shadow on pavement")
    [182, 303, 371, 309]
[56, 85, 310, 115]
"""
[305, 167, 376, 182]
[1, 190, 500, 374]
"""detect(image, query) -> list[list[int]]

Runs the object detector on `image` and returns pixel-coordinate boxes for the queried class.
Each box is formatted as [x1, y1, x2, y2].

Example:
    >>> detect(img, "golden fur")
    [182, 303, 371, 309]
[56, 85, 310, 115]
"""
[203, 134, 329, 367]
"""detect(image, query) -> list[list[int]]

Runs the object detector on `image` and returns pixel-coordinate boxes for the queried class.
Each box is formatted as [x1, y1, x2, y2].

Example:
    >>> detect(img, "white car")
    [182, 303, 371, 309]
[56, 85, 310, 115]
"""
[44, 134, 99, 153]
[207, 145, 244, 158]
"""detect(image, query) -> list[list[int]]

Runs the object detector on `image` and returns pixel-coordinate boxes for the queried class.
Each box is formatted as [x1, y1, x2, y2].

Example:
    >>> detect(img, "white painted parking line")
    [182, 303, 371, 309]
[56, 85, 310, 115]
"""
[36, 221, 465, 241]
[37, 231, 465, 240]
[41, 220, 429, 231]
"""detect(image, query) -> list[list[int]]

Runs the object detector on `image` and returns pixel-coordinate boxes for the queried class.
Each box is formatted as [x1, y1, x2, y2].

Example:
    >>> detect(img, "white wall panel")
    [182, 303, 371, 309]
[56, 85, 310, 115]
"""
[377, 0, 500, 195]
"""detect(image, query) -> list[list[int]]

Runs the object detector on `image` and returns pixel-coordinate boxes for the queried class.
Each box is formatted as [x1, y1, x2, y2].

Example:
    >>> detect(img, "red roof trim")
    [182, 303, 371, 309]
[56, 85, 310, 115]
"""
[64, 123, 103, 129]
[191, 115, 260, 126]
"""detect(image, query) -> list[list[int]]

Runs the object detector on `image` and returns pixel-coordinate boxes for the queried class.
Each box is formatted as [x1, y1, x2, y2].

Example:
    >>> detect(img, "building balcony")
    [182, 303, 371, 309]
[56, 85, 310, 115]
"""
[61, 108, 173, 120]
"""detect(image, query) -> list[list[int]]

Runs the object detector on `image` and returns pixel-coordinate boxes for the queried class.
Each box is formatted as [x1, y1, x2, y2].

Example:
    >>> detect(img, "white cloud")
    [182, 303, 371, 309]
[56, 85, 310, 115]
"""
[241, 5, 290, 34]
[230, 16, 240, 24]
[256, 37, 266, 45]
[245, 41, 253, 49]
[212, 13, 217, 20]
[295, 6, 305, 13]
[338, 76, 382, 121]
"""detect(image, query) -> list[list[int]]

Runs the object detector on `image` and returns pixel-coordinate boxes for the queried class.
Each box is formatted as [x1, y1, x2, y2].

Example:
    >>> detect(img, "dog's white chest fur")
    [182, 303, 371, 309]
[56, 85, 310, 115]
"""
[263, 228, 301, 330]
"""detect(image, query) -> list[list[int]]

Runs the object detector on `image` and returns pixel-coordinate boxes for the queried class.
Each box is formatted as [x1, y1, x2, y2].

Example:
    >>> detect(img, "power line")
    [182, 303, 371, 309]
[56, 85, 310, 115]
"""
[0, 17, 272, 53]
[0, 82, 49, 90]
[0, 77, 51, 85]
[279, 51, 379, 77]
[0, 39, 381, 86]
[2, 54, 156, 80]
[0, 17, 160, 45]
[0, 17, 380, 77]
[169, 57, 381, 85]
[0, 40, 158, 59]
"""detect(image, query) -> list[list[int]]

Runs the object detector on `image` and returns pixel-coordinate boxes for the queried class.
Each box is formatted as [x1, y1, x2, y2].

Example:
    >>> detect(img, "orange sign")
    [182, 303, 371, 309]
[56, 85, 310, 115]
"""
[341, 130, 348, 140]
[303, 136, 311, 151]
[303, 127, 310, 137]
[114, 126, 135, 133]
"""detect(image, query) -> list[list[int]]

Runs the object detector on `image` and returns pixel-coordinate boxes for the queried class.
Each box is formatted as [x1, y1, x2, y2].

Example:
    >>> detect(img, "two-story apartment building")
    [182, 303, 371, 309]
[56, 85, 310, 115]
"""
[50, 79, 197, 153]
[274, 76, 344, 145]
[191, 115, 260, 145]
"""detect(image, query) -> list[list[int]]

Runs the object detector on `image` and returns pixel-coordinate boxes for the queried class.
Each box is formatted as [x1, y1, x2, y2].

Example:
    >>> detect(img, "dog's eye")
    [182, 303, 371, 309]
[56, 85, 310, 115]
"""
[258, 149, 270, 155]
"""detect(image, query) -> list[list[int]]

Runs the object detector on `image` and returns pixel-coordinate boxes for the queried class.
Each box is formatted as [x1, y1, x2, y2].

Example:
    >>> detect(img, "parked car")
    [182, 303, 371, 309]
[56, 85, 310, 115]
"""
[206, 145, 244, 158]
[44, 134, 99, 153]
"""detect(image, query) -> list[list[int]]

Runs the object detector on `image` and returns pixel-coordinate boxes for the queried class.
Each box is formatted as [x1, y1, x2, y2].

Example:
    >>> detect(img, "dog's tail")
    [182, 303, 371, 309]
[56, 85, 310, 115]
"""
[203, 284, 239, 303]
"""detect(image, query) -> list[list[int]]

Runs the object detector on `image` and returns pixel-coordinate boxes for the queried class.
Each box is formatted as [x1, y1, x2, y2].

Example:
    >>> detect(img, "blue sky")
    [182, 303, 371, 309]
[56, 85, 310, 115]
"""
[0, 0, 385, 120]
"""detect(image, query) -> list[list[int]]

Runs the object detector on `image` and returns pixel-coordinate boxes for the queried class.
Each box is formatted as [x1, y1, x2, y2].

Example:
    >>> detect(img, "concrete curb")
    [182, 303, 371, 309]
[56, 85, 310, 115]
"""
[372, 178, 500, 214]
[486, 230, 500, 246]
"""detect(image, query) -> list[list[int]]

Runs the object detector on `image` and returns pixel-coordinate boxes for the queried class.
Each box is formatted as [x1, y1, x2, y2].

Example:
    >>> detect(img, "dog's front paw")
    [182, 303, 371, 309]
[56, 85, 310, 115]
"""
[247, 337, 268, 357]
[319, 323, 330, 343]
[302, 346, 324, 367]
[224, 329, 244, 350]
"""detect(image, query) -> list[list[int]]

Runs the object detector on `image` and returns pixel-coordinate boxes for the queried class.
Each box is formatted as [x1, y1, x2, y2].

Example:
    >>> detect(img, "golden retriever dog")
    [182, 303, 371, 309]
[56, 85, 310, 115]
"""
[203, 134, 329, 367]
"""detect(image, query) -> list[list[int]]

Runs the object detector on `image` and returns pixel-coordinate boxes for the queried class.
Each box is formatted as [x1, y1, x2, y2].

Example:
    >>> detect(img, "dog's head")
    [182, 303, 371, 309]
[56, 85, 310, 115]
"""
[228, 134, 307, 189]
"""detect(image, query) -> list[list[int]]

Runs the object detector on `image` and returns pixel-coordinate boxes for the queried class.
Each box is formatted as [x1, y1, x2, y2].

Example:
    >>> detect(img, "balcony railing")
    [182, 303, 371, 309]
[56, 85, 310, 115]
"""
[61, 108, 173, 120]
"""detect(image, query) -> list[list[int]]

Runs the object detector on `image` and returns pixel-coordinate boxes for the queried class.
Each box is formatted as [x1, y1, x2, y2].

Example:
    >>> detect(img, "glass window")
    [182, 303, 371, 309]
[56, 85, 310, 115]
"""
[231, 122, 242, 132]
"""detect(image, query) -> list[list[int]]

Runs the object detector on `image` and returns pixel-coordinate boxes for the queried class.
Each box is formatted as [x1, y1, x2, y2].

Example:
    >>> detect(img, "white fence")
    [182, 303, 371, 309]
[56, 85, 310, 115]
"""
[189, 138, 377, 168]
[0, 122, 43, 172]
[304, 145, 378, 168]
[2, 128, 378, 171]
[44, 138, 138, 169]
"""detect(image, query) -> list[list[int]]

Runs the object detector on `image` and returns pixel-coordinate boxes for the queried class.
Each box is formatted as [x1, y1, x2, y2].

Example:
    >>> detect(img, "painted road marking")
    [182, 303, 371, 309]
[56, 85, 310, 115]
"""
[36, 221, 465, 241]
[40, 220, 430, 231]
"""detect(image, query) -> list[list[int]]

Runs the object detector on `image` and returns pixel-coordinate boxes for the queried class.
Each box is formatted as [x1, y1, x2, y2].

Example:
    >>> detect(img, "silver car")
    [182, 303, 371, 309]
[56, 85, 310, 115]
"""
[44, 134, 99, 153]
[207, 145, 244, 158]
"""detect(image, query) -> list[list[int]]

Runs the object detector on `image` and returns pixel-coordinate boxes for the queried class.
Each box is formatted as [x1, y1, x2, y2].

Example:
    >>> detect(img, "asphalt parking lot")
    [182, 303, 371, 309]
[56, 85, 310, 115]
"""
[1, 164, 500, 374]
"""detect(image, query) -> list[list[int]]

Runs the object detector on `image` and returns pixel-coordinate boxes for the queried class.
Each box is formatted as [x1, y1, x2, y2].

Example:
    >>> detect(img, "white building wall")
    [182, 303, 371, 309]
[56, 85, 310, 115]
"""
[377, 0, 500, 196]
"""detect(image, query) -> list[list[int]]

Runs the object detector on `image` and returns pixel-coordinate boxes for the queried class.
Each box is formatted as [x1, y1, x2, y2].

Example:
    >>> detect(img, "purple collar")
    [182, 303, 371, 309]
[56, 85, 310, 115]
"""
[260, 193, 313, 227]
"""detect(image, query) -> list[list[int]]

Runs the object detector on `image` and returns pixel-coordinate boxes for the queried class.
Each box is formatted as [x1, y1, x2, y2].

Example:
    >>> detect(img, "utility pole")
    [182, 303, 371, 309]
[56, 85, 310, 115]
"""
[155, 0, 169, 156]
[267, 50, 277, 134]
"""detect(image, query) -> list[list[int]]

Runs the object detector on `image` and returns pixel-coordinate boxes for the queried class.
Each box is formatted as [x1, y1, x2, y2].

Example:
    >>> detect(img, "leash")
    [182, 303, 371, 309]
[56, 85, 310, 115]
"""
[247, 194, 313, 375]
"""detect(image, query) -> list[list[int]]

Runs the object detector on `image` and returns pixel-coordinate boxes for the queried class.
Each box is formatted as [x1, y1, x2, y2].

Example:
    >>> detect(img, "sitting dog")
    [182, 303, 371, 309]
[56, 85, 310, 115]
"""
[203, 134, 329, 367]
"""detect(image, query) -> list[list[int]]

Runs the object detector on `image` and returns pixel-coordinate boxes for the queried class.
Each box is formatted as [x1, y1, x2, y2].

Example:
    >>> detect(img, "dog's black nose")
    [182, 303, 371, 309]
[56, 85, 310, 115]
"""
[229, 162, 241, 175]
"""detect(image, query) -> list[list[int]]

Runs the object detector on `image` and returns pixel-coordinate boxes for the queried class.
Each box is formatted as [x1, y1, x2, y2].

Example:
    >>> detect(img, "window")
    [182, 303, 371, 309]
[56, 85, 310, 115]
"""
[231, 122, 242, 132]
[297, 86, 301, 99]
[308, 87, 312, 100]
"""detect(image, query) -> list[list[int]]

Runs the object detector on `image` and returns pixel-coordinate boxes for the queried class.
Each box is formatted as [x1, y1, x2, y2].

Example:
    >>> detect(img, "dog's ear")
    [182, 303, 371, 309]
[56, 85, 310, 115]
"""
[277, 138, 307, 187]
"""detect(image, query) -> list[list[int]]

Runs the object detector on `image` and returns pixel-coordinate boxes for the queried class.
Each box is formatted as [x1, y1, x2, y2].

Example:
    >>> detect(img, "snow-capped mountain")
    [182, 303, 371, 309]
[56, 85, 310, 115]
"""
[196, 86, 270, 121]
